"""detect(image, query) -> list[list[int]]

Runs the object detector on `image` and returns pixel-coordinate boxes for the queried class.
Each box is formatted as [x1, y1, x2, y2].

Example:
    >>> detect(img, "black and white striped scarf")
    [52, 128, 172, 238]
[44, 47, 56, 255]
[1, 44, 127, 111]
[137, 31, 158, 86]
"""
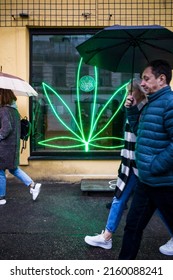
[114, 99, 147, 198]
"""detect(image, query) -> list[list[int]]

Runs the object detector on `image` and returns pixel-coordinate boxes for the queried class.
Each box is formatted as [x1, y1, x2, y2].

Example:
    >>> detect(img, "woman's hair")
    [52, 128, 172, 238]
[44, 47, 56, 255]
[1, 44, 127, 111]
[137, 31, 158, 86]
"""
[127, 78, 146, 94]
[0, 88, 17, 106]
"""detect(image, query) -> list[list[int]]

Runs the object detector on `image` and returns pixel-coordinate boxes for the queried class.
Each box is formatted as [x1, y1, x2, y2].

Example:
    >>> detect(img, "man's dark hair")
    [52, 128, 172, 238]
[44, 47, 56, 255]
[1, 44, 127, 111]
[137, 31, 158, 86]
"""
[147, 59, 172, 84]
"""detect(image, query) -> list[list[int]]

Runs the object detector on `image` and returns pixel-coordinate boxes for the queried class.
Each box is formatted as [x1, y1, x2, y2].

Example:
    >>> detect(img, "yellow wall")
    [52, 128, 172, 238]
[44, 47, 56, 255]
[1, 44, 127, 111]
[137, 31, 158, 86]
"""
[1, 0, 173, 28]
[0, 27, 30, 164]
[0, 27, 29, 78]
[19, 160, 120, 183]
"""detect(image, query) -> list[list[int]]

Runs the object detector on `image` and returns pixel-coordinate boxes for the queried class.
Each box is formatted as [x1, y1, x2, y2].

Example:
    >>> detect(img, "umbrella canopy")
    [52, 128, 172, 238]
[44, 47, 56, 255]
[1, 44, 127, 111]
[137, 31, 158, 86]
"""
[76, 25, 173, 75]
[0, 72, 38, 96]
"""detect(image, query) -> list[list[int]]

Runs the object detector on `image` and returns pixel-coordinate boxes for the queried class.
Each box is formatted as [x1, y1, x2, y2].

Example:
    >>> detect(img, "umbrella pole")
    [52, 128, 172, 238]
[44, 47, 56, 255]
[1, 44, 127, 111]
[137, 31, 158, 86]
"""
[130, 47, 135, 94]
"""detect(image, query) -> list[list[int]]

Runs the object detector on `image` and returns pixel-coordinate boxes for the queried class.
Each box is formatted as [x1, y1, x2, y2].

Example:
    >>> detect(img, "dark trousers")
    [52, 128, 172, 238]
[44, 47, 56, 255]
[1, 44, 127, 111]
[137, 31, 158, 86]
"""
[118, 181, 173, 259]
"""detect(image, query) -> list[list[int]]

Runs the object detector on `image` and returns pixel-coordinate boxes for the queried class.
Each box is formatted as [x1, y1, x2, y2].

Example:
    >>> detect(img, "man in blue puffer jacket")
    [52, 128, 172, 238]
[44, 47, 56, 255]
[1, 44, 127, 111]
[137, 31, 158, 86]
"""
[118, 60, 173, 259]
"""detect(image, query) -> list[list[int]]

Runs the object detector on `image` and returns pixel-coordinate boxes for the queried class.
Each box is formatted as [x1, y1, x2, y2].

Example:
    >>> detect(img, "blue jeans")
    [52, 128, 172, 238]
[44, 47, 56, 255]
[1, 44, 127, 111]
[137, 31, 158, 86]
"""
[0, 167, 33, 198]
[106, 172, 138, 233]
[118, 181, 173, 259]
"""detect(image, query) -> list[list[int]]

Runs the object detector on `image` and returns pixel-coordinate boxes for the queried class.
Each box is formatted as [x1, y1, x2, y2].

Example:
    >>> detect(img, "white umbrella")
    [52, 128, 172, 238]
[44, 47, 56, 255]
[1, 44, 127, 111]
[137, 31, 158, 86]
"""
[0, 72, 38, 96]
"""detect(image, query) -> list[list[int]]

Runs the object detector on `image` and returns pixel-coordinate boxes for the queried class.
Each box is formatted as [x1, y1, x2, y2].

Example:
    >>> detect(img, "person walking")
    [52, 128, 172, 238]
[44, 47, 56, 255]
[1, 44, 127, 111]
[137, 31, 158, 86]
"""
[118, 59, 173, 259]
[84, 79, 147, 249]
[0, 88, 41, 205]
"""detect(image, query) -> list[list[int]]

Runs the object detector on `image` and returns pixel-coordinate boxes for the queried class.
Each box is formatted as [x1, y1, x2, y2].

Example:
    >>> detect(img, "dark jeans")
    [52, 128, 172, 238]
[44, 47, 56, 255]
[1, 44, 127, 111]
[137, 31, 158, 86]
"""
[118, 181, 173, 259]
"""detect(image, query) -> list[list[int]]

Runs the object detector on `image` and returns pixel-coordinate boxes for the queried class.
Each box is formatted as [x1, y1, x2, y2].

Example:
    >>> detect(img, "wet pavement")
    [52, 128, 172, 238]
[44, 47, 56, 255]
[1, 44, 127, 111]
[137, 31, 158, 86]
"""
[0, 179, 173, 260]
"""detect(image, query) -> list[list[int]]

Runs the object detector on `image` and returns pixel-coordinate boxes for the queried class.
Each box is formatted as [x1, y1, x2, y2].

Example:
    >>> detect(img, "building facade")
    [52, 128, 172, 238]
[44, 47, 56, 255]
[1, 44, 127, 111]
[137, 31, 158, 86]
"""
[0, 0, 173, 182]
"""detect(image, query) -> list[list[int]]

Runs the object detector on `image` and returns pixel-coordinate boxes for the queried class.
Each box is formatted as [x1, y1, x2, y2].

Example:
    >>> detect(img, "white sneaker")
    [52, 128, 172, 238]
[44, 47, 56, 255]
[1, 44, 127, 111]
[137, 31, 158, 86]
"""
[84, 231, 112, 249]
[159, 238, 173, 256]
[0, 199, 6, 205]
[30, 183, 42, 201]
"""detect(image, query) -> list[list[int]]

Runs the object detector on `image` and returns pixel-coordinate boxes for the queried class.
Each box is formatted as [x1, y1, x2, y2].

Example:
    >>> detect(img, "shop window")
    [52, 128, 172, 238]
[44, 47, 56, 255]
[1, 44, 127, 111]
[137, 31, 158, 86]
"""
[30, 29, 134, 159]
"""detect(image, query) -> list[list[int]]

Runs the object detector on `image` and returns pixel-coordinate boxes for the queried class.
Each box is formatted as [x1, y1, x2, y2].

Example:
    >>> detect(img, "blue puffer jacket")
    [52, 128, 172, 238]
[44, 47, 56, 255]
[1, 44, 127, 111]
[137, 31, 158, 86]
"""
[127, 86, 173, 187]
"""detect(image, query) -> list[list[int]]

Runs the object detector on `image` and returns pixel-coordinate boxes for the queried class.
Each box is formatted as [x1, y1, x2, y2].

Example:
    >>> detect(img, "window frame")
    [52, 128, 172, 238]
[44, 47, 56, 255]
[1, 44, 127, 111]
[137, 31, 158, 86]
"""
[29, 28, 124, 160]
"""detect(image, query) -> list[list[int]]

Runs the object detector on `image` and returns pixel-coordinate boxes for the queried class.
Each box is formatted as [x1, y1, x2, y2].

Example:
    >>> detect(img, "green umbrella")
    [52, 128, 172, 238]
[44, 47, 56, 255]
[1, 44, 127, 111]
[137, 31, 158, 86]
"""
[76, 25, 173, 77]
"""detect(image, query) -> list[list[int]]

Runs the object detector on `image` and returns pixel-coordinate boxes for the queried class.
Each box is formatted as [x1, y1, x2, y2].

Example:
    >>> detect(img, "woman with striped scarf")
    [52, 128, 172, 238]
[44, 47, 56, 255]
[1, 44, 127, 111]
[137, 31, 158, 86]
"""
[84, 79, 147, 249]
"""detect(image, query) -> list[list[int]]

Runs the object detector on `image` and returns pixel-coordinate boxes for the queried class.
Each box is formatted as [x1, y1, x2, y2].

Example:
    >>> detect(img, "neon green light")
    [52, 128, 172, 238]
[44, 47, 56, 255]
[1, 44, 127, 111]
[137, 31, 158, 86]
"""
[88, 65, 98, 142]
[76, 58, 86, 142]
[79, 75, 95, 92]
[38, 136, 86, 149]
[38, 58, 129, 152]
[90, 137, 124, 149]
[42, 82, 83, 141]
[89, 83, 128, 141]
[38, 136, 124, 150]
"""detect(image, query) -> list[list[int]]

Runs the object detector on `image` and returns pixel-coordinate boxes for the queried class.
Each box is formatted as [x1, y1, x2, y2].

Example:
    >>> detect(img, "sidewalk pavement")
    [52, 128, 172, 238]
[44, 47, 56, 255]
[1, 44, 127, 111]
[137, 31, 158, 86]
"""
[0, 179, 173, 260]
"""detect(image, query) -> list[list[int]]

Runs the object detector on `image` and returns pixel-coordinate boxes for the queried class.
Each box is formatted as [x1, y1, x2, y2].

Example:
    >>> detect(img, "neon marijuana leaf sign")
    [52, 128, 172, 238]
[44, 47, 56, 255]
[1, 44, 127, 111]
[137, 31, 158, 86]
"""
[38, 58, 128, 152]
